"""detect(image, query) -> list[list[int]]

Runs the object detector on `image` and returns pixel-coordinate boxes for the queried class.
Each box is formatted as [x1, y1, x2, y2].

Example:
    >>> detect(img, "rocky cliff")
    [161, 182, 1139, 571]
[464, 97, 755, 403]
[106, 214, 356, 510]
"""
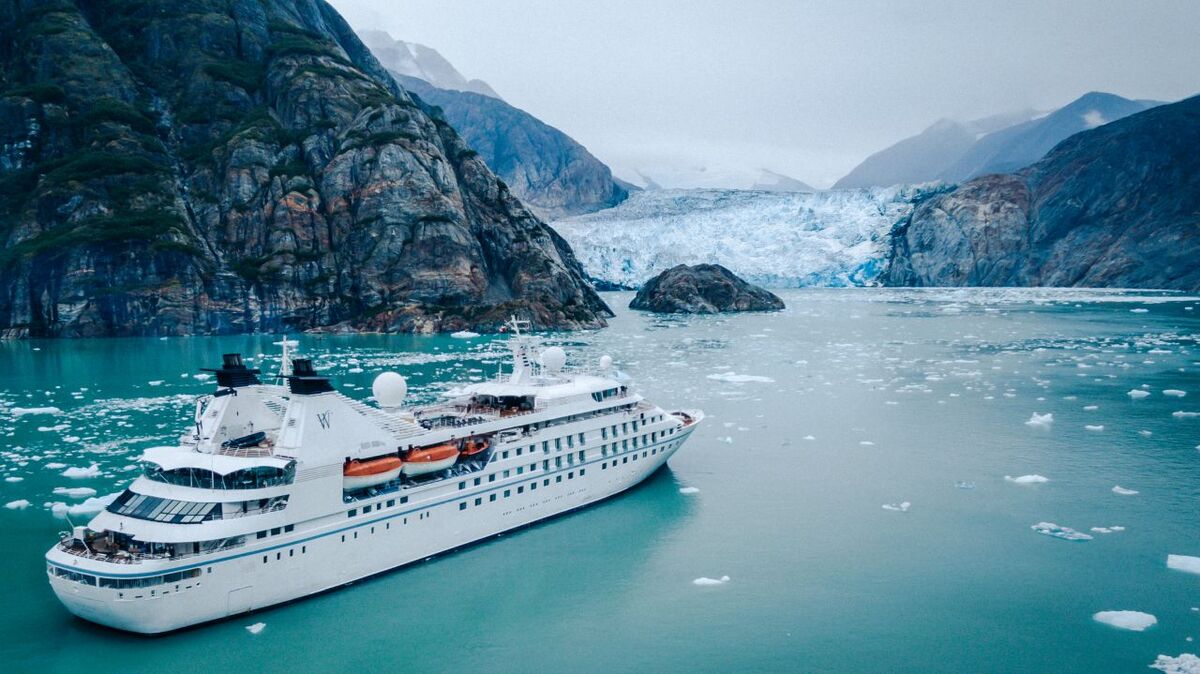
[392, 74, 628, 220]
[882, 95, 1200, 290]
[0, 0, 611, 337]
[629, 264, 784, 314]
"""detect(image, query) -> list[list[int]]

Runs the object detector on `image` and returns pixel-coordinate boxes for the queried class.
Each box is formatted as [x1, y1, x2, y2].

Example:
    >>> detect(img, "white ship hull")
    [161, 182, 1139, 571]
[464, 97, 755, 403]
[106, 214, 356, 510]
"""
[48, 423, 697, 634]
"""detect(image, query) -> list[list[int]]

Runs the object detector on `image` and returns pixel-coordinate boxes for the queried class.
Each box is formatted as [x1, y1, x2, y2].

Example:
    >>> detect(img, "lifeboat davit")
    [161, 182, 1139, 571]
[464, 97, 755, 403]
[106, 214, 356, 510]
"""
[343, 456, 403, 491]
[403, 444, 459, 476]
[458, 438, 490, 460]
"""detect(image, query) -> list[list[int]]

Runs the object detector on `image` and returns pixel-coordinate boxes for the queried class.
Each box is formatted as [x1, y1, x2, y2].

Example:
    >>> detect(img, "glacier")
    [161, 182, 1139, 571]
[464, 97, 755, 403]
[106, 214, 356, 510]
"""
[550, 187, 925, 288]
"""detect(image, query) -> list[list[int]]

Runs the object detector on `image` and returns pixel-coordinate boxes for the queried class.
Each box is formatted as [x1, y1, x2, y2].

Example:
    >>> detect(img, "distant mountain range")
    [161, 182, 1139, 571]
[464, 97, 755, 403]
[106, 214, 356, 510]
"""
[360, 31, 628, 219]
[882, 94, 1200, 291]
[623, 166, 815, 193]
[836, 92, 1162, 189]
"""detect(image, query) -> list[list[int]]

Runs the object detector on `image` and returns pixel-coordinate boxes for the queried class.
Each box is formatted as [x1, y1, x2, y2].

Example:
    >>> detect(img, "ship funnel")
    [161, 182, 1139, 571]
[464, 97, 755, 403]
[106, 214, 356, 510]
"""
[285, 358, 335, 395]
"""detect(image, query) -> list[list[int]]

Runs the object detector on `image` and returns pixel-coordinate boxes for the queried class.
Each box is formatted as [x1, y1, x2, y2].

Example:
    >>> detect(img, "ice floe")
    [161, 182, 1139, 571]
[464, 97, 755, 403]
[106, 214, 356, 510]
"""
[1173, 411, 1199, 418]
[1111, 485, 1138, 496]
[61, 464, 100, 479]
[1149, 653, 1200, 674]
[679, 487, 700, 495]
[53, 486, 97, 498]
[1084, 424, 1105, 431]
[1093, 610, 1157, 631]
[1005, 474, 1049, 484]
[706, 372, 775, 383]
[451, 331, 480, 339]
[954, 481, 976, 489]
[47, 493, 118, 518]
[11, 406, 63, 416]
[882, 502, 911, 512]
[246, 622, 266, 635]
[1025, 412, 1054, 428]
[693, 576, 730, 586]
[5, 476, 24, 483]
[1167, 555, 1200, 575]
[1032, 522, 1092, 541]
[1128, 389, 1151, 399]
[4, 499, 30, 510]
[1164, 390, 1187, 397]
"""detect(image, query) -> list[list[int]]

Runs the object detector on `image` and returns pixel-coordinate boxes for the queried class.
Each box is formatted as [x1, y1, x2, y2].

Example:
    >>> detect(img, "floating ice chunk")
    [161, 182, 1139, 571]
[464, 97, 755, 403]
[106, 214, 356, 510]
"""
[1128, 389, 1151, 399]
[5, 476, 24, 483]
[706, 372, 775, 383]
[692, 575, 730, 586]
[1025, 412, 1054, 428]
[882, 501, 911, 512]
[246, 622, 266, 635]
[1091, 527, 1112, 534]
[53, 486, 97, 499]
[1149, 653, 1200, 674]
[1032, 522, 1092, 541]
[147, 380, 164, 387]
[803, 435, 815, 441]
[1111, 486, 1138, 496]
[679, 487, 700, 495]
[1005, 474, 1049, 484]
[193, 373, 212, 382]
[859, 441, 875, 446]
[1173, 411, 1200, 418]
[4, 499, 30, 510]
[1083, 405, 1098, 411]
[1085, 424, 1105, 431]
[1139, 430, 1153, 437]
[61, 464, 100, 479]
[1130, 308, 1150, 313]
[53, 493, 118, 517]
[1110, 526, 1125, 532]
[1164, 390, 1187, 397]
[955, 481, 976, 489]
[1168, 555, 1200, 575]
[1093, 610, 1157, 631]
[10, 406, 63, 416]
[450, 331, 480, 339]
[347, 367, 364, 374]
[37, 424, 69, 432]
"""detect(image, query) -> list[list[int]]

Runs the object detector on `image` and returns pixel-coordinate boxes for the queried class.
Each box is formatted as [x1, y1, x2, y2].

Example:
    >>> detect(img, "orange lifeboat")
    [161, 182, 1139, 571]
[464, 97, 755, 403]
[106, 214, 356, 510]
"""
[343, 456, 403, 491]
[403, 444, 459, 476]
[459, 438, 490, 459]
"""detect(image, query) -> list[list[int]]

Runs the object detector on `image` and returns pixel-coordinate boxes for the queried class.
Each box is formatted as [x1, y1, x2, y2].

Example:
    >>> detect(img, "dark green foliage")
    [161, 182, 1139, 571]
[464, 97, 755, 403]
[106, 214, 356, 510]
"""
[81, 98, 157, 135]
[0, 83, 67, 104]
[203, 60, 265, 92]
[2, 210, 186, 264]
[43, 151, 163, 186]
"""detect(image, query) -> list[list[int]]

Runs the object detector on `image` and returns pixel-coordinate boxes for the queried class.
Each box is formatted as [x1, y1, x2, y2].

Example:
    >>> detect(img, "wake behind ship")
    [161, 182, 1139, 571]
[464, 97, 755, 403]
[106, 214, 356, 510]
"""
[44, 322, 702, 633]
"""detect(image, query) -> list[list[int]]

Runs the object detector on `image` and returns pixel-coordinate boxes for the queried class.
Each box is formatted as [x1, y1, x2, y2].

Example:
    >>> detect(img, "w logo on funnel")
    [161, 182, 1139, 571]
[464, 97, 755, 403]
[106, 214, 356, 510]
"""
[317, 411, 332, 429]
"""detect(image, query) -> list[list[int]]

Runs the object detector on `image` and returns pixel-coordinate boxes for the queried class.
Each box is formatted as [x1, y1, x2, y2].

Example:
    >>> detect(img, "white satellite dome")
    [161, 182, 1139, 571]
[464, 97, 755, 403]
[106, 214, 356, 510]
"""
[539, 346, 567, 373]
[599, 354, 613, 370]
[372, 371, 407, 408]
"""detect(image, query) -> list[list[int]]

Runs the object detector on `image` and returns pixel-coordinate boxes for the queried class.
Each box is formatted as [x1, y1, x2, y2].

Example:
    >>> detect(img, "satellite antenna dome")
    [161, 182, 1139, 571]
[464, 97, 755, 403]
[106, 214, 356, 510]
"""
[599, 354, 613, 370]
[539, 346, 567, 373]
[372, 372, 407, 408]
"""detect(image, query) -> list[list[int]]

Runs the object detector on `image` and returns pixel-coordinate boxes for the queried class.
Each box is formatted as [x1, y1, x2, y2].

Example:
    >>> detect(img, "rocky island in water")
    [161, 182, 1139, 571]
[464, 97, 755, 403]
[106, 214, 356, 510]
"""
[629, 264, 785, 314]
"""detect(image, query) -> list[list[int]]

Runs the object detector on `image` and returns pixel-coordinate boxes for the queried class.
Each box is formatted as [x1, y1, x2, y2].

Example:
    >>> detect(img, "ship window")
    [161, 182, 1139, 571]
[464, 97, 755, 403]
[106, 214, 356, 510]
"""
[517, 467, 524, 474]
[263, 556, 268, 564]
[529, 445, 535, 454]
[503, 470, 510, 478]
[602, 463, 607, 469]
[580, 469, 586, 476]
[341, 535, 345, 542]
[257, 531, 267, 539]
[459, 502, 466, 511]
[289, 549, 294, 557]
[489, 474, 496, 483]
[400, 497, 408, 504]
[473, 478, 481, 486]
[517, 486, 524, 494]
[530, 463, 536, 471]
[474, 498, 482, 506]
[458, 481, 466, 490]
[502, 451, 509, 459]
[504, 490, 511, 498]
[387, 500, 395, 507]
[285, 524, 294, 533]
[578, 450, 584, 461]
[489, 494, 496, 502]
[623, 457, 628, 464]
[543, 479, 550, 486]
[276, 552, 281, 560]
[542, 441, 549, 453]
[556, 476, 562, 483]
[568, 472, 574, 479]
[302, 546, 306, 553]
[579, 433, 585, 444]
[516, 447, 522, 456]
[601, 428, 608, 439]
[567, 436, 574, 448]
[530, 482, 537, 490]
[543, 460, 549, 470]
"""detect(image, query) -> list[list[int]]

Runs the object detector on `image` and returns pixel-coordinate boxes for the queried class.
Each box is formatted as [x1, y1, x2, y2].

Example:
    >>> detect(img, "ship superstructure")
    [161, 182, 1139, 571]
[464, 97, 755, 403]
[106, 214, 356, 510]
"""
[45, 322, 702, 633]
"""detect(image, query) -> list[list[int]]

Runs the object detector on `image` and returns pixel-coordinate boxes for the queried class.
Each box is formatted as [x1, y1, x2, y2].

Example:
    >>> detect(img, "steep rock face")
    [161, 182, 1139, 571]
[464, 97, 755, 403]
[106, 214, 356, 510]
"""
[882, 95, 1200, 290]
[629, 264, 784, 314]
[0, 0, 610, 337]
[393, 74, 628, 219]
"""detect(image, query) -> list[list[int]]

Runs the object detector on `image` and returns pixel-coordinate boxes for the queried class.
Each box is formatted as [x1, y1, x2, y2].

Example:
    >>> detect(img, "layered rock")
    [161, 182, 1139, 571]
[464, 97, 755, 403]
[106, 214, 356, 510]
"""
[629, 264, 784, 314]
[0, 0, 611, 337]
[882, 95, 1200, 290]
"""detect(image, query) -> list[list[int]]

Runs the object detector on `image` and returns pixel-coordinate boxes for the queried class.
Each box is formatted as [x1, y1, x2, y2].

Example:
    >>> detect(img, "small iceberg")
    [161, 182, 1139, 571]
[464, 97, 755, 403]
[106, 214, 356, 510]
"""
[1005, 474, 1049, 484]
[954, 481, 976, 489]
[1025, 412, 1054, 428]
[451, 331, 480, 339]
[53, 486, 97, 499]
[1149, 653, 1200, 674]
[246, 622, 266, 635]
[1127, 389, 1151, 399]
[61, 464, 100, 479]
[1164, 389, 1187, 397]
[882, 501, 911, 512]
[1032, 522, 1092, 541]
[5, 476, 24, 483]
[706, 372, 775, 383]
[693, 575, 730, 586]
[679, 487, 700, 495]
[1173, 411, 1200, 418]
[1092, 610, 1157, 631]
[4, 499, 30, 510]
[1111, 485, 1138, 496]
[11, 406, 63, 416]
[1084, 424, 1105, 431]
[1167, 555, 1200, 575]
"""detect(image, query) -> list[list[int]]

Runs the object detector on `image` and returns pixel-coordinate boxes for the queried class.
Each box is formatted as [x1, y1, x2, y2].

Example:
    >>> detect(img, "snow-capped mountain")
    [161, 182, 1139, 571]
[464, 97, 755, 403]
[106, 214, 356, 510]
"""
[358, 30, 501, 99]
[617, 164, 815, 192]
[551, 187, 924, 289]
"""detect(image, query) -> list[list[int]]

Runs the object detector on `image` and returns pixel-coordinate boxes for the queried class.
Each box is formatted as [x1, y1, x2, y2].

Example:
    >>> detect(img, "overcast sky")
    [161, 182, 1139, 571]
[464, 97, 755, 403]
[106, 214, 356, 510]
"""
[329, 0, 1200, 188]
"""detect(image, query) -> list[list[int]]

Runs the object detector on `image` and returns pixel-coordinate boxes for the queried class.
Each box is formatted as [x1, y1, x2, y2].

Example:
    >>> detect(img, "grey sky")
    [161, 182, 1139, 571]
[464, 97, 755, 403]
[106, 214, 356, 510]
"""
[329, 0, 1200, 188]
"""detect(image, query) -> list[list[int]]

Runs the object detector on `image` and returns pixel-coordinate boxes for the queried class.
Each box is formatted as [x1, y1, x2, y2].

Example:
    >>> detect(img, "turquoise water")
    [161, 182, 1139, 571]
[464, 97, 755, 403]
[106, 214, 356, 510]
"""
[2, 289, 1199, 672]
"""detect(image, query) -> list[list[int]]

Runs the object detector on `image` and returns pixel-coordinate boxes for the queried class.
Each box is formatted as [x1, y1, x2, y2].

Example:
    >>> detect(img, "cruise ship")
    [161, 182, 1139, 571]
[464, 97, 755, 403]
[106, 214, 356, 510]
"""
[45, 322, 702, 633]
